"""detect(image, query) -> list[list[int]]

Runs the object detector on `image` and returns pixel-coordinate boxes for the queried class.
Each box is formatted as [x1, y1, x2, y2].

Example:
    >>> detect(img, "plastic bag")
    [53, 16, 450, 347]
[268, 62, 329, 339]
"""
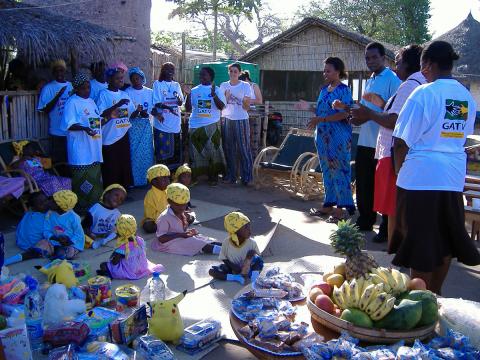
[78, 342, 129, 360]
[48, 344, 78, 360]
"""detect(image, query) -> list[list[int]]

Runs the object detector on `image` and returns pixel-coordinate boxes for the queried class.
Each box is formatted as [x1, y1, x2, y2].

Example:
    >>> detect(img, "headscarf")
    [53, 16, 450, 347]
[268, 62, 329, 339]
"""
[72, 72, 90, 89]
[224, 212, 250, 247]
[115, 214, 138, 257]
[174, 164, 192, 182]
[128, 67, 146, 85]
[105, 67, 121, 79]
[109, 61, 128, 73]
[12, 140, 30, 156]
[166, 183, 190, 205]
[147, 164, 170, 183]
[101, 183, 127, 202]
[53, 190, 78, 212]
[50, 59, 66, 71]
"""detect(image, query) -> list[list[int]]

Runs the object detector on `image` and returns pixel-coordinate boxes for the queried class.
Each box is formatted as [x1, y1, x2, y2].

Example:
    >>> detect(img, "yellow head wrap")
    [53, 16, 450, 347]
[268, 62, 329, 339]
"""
[166, 183, 190, 205]
[115, 214, 138, 257]
[101, 183, 127, 202]
[53, 190, 78, 212]
[12, 140, 30, 156]
[147, 164, 170, 183]
[174, 164, 192, 182]
[224, 212, 250, 247]
[51, 59, 67, 70]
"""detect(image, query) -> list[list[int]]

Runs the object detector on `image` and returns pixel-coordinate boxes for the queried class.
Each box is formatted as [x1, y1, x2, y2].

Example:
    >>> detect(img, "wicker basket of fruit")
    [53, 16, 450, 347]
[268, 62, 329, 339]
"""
[307, 220, 438, 344]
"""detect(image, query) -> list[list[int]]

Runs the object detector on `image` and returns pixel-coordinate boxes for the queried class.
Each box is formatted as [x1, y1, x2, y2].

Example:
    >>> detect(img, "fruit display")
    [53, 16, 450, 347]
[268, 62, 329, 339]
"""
[307, 221, 439, 339]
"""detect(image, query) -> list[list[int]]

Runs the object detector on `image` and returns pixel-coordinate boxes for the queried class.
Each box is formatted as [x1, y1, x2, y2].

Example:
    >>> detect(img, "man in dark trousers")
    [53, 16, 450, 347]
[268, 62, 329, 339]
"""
[353, 42, 401, 241]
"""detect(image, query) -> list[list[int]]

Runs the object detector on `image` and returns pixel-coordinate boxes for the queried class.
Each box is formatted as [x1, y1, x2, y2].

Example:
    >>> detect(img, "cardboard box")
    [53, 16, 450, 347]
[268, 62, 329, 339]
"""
[0, 324, 33, 360]
[109, 305, 148, 345]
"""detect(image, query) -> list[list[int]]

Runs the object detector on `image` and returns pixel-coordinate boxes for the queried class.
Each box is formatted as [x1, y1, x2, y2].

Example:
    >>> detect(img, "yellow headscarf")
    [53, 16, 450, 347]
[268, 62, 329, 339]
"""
[174, 164, 192, 182]
[166, 183, 190, 205]
[115, 214, 138, 257]
[53, 190, 78, 212]
[51, 59, 67, 70]
[224, 212, 250, 247]
[12, 140, 30, 156]
[147, 164, 170, 183]
[101, 183, 127, 202]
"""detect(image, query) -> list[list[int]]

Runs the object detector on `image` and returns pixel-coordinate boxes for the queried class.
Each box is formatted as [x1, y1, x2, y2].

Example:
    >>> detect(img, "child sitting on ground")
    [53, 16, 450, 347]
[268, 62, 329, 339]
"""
[209, 212, 263, 285]
[13, 141, 71, 197]
[43, 190, 85, 260]
[174, 164, 194, 210]
[142, 164, 171, 233]
[97, 214, 164, 279]
[82, 184, 127, 249]
[152, 183, 222, 256]
[4, 192, 50, 265]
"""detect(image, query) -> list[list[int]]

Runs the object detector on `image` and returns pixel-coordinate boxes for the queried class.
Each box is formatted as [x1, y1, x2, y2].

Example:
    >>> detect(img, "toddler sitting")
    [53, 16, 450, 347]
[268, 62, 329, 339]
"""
[142, 164, 170, 233]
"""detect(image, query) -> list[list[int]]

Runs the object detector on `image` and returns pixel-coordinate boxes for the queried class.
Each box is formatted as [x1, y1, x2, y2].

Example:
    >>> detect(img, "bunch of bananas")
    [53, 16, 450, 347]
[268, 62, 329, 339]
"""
[332, 277, 396, 321]
[369, 267, 410, 295]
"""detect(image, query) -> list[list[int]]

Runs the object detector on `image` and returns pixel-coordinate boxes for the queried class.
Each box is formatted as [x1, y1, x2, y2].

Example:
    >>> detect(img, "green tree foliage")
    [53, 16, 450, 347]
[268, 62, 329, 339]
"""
[296, 0, 431, 46]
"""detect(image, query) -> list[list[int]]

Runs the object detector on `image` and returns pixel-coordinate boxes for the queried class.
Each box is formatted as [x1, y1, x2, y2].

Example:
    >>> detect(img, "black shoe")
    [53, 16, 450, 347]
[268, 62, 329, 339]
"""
[372, 232, 387, 243]
[355, 221, 373, 231]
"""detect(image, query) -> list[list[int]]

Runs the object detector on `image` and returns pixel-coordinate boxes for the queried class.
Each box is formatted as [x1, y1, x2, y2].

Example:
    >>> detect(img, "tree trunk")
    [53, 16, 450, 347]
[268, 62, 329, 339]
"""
[213, 1, 218, 61]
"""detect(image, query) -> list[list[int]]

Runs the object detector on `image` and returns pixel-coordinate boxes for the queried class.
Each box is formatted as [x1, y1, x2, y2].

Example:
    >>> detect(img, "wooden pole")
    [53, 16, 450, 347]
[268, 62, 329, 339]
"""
[213, 1, 218, 61]
[181, 32, 186, 84]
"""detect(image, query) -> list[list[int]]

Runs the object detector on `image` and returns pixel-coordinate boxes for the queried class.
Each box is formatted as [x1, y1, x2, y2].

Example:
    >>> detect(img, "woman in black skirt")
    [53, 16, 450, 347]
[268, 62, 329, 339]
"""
[391, 41, 480, 295]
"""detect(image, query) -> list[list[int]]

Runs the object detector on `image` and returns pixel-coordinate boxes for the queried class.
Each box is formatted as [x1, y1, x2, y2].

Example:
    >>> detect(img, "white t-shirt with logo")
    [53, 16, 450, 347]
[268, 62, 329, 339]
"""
[89, 79, 107, 103]
[88, 203, 121, 237]
[220, 81, 252, 120]
[38, 80, 73, 136]
[189, 84, 227, 129]
[152, 80, 183, 133]
[393, 79, 476, 191]
[125, 86, 154, 114]
[96, 89, 134, 145]
[63, 94, 103, 165]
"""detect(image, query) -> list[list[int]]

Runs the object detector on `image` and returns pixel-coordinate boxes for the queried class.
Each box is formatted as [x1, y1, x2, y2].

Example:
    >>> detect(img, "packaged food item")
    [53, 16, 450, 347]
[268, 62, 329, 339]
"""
[87, 276, 112, 307]
[75, 307, 119, 341]
[254, 267, 304, 300]
[80, 341, 129, 360]
[244, 289, 288, 298]
[48, 344, 78, 360]
[115, 284, 140, 312]
[109, 305, 148, 344]
[133, 335, 175, 360]
[0, 321, 33, 360]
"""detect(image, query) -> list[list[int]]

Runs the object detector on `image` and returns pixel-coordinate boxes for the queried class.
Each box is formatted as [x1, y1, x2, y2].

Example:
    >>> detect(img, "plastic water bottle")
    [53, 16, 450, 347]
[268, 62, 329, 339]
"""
[24, 276, 44, 351]
[140, 272, 165, 316]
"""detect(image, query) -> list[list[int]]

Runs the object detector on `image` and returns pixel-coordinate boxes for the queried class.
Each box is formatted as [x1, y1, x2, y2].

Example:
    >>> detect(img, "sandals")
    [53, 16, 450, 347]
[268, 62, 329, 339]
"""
[309, 207, 333, 217]
[326, 210, 351, 224]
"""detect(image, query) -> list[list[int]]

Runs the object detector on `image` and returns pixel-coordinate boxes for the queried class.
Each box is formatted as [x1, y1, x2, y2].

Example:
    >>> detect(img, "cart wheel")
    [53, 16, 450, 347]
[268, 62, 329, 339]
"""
[198, 341, 204, 348]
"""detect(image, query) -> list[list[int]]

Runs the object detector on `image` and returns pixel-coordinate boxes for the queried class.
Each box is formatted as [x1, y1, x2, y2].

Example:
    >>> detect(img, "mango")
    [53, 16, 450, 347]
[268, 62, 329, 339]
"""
[374, 299, 422, 330]
[403, 290, 438, 326]
[323, 272, 334, 282]
[326, 274, 345, 288]
[340, 308, 373, 328]
[333, 263, 346, 276]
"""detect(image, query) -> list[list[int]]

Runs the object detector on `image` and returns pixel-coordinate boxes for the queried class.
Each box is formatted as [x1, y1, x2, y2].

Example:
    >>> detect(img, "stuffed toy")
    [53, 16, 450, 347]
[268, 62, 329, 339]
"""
[35, 260, 78, 288]
[43, 283, 86, 326]
[148, 290, 187, 343]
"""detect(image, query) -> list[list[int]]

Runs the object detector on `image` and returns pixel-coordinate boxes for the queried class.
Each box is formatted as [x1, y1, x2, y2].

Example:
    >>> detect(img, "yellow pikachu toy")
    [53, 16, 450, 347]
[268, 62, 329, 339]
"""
[148, 290, 187, 343]
[35, 260, 78, 288]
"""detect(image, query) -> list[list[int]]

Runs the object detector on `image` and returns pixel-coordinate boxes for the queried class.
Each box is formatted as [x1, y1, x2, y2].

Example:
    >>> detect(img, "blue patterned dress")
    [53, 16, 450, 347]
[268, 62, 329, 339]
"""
[315, 84, 355, 213]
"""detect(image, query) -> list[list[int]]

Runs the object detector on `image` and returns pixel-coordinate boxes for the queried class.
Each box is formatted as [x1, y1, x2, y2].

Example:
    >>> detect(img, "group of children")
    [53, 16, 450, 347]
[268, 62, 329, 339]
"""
[7, 163, 263, 285]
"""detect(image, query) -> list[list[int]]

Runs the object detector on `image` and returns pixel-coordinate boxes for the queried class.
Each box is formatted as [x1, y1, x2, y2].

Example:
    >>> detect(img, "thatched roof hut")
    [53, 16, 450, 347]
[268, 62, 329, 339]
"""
[435, 12, 480, 77]
[0, 0, 118, 66]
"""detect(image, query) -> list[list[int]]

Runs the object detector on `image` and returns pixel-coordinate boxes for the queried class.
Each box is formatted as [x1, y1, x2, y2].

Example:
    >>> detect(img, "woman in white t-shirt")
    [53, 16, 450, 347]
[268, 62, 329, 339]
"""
[220, 63, 253, 185]
[89, 61, 108, 103]
[185, 67, 227, 185]
[125, 67, 154, 187]
[62, 73, 103, 213]
[152, 62, 184, 165]
[391, 41, 480, 294]
[96, 67, 138, 189]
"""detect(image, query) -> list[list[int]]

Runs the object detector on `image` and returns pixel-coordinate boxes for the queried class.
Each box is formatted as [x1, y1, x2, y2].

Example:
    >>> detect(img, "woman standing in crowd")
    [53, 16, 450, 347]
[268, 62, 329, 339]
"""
[307, 57, 355, 222]
[37, 59, 73, 166]
[62, 73, 103, 213]
[96, 67, 136, 189]
[185, 67, 226, 185]
[152, 62, 184, 166]
[125, 67, 154, 187]
[89, 61, 107, 103]
[220, 63, 253, 185]
[239, 70, 263, 160]
[391, 41, 480, 294]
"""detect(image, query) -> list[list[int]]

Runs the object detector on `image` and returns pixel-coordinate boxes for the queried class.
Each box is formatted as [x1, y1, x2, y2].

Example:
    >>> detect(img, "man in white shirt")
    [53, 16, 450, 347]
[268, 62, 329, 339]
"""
[89, 61, 107, 103]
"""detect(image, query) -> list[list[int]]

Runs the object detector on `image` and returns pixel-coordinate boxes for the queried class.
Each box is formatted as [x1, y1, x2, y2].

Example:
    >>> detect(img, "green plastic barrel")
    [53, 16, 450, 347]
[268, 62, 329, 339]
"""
[193, 60, 259, 86]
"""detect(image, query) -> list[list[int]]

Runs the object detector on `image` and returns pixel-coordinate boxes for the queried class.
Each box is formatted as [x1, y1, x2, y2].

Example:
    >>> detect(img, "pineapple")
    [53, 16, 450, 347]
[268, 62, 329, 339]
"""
[329, 220, 378, 280]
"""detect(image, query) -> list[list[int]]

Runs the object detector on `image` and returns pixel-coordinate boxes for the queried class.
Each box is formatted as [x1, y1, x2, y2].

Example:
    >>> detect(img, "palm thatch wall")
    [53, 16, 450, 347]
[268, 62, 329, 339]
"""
[0, 0, 118, 66]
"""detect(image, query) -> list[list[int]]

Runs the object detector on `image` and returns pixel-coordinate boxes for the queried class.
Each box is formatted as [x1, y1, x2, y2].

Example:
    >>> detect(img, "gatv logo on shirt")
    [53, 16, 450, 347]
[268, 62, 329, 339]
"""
[441, 99, 468, 138]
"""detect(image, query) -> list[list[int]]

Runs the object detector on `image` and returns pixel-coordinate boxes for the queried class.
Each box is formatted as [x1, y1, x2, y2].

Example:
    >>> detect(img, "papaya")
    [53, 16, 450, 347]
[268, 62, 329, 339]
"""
[340, 308, 373, 328]
[374, 299, 422, 330]
[403, 290, 438, 326]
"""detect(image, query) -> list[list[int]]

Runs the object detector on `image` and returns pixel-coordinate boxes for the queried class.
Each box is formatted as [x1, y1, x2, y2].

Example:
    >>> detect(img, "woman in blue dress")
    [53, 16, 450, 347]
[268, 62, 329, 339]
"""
[307, 57, 355, 222]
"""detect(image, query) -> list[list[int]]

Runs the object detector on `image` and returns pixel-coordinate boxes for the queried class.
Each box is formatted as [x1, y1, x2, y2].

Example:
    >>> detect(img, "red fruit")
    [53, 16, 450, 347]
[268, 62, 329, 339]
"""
[312, 282, 332, 297]
[314, 294, 335, 314]
[309, 288, 324, 302]
[408, 278, 427, 290]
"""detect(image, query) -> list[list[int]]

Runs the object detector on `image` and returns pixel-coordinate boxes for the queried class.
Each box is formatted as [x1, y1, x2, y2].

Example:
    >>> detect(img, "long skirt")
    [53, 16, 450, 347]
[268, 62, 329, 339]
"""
[221, 118, 253, 184]
[71, 162, 103, 214]
[102, 133, 133, 189]
[153, 128, 182, 166]
[390, 187, 480, 272]
[129, 118, 154, 187]
[315, 124, 355, 214]
[189, 122, 226, 181]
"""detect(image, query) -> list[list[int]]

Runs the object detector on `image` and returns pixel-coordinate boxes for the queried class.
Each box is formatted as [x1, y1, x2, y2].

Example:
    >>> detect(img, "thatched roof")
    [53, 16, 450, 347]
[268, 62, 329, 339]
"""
[0, 0, 118, 66]
[240, 17, 397, 62]
[434, 13, 480, 76]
